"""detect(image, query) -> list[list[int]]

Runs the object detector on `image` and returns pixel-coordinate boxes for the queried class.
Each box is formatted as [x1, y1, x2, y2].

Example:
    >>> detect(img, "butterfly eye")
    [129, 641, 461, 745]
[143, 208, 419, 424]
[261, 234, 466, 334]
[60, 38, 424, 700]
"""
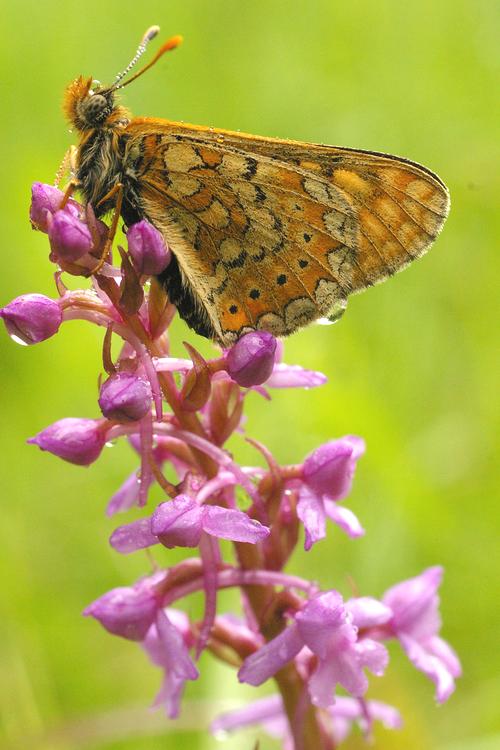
[81, 93, 111, 124]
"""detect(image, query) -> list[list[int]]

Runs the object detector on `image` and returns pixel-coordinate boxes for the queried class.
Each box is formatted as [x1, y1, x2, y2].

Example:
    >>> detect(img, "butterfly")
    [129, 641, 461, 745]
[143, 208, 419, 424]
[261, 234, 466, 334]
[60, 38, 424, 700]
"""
[62, 26, 450, 346]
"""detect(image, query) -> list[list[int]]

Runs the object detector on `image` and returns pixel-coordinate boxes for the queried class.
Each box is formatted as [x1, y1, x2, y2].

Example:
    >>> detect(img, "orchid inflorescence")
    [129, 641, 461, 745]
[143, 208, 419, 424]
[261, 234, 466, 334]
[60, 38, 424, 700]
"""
[0, 182, 461, 749]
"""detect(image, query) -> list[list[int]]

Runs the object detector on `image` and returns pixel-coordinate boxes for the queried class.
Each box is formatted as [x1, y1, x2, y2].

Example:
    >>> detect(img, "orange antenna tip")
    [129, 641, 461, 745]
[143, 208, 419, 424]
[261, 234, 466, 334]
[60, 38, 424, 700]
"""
[165, 34, 183, 50]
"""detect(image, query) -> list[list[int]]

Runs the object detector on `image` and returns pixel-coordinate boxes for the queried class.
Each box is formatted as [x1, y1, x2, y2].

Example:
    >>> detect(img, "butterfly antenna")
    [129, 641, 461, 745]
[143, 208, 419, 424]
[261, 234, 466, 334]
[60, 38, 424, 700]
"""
[110, 29, 183, 92]
[112, 25, 161, 88]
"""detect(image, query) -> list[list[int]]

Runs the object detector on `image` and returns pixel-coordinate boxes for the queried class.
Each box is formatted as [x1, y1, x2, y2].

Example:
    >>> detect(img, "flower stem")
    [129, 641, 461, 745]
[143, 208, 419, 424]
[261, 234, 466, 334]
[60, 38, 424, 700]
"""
[233, 542, 327, 749]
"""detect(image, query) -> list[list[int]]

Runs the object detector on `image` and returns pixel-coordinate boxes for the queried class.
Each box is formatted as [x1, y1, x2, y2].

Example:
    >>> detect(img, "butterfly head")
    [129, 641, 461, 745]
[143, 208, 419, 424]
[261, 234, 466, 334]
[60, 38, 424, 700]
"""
[63, 77, 118, 132]
[62, 26, 182, 134]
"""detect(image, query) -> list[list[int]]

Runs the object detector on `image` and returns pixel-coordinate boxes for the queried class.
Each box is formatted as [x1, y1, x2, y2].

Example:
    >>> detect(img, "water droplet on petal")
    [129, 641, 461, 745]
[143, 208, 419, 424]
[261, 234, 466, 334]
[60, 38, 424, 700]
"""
[213, 729, 228, 740]
[9, 334, 29, 346]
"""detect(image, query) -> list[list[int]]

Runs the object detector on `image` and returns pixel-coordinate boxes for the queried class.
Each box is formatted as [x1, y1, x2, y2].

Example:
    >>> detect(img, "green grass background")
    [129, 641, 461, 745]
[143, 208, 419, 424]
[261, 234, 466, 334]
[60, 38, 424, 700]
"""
[0, 1, 498, 748]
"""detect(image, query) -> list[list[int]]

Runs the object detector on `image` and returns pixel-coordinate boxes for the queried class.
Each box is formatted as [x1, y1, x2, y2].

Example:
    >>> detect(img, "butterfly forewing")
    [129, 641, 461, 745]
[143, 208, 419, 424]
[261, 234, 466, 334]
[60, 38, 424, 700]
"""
[125, 120, 449, 345]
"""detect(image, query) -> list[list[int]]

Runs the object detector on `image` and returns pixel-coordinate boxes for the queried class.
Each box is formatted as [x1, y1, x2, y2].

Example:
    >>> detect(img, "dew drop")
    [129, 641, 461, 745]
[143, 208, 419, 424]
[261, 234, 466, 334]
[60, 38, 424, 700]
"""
[317, 301, 347, 326]
[213, 729, 229, 740]
[9, 334, 29, 346]
[317, 317, 336, 326]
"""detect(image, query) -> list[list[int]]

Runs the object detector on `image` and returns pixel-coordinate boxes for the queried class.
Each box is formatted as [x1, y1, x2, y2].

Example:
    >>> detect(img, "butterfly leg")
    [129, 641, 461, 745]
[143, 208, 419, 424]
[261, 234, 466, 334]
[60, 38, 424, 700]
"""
[58, 178, 81, 209]
[54, 146, 79, 188]
[90, 182, 124, 275]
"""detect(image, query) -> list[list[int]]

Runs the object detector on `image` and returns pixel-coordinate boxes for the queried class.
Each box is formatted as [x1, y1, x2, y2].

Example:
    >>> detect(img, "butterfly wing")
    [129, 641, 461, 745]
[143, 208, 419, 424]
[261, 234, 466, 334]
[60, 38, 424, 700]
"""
[124, 119, 449, 345]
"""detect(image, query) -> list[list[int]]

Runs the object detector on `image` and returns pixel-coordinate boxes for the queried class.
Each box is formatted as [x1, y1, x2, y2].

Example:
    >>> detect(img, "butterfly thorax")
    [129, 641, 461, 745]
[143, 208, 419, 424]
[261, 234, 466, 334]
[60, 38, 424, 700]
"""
[75, 128, 128, 215]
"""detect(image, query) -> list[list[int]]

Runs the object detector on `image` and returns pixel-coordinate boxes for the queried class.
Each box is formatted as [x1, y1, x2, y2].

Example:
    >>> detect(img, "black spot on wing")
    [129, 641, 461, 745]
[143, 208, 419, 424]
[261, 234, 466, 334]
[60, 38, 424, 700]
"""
[243, 157, 258, 179]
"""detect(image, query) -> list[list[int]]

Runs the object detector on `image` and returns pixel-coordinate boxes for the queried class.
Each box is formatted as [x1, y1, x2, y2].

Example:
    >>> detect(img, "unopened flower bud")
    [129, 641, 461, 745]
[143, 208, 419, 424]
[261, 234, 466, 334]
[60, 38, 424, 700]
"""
[48, 210, 93, 262]
[28, 417, 106, 465]
[0, 293, 62, 345]
[30, 182, 79, 232]
[98, 372, 152, 423]
[302, 436, 365, 500]
[84, 574, 163, 641]
[127, 220, 171, 275]
[226, 331, 277, 387]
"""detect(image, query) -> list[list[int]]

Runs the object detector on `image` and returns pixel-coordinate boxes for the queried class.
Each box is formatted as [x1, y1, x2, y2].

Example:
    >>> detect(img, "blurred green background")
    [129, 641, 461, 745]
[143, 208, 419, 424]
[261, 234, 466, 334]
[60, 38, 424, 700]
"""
[0, 1, 498, 748]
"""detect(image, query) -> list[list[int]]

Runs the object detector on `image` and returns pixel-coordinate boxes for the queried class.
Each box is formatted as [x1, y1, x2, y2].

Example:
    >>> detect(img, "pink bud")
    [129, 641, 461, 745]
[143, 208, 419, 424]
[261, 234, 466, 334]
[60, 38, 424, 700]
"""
[48, 210, 93, 262]
[98, 373, 152, 423]
[0, 293, 62, 345]
[127, 220, 171, 275]
[28, 417, 106, 465]
[226, 331, 277, 387]
[83, 575, 163, 641]
[30, 182, 80, 232]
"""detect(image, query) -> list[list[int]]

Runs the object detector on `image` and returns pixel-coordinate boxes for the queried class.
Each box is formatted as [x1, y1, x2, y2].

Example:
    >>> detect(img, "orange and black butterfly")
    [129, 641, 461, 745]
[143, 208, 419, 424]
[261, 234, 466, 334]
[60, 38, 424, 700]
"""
[62, 26, 449, 346]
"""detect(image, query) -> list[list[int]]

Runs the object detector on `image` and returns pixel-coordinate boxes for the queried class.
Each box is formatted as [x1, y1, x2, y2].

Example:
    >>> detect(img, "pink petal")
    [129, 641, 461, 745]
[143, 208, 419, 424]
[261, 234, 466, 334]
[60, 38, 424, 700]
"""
[196, 471, 237, 503]
[153, 357, 193, 372]
[400, 633, 458, 703]
[265, 363, 327, 389]
[106, 471, 142, 516]
[324, 501, 365, 537]
[143, 609, 193, 667]
[303, 436, 365, 500]
[202, 505, 270, 543]
[151, 496, 203, 548]
[308, 648, 368, 707]
[356, 638, 389, 676]
[427, 636, 462, 678]
[383, 566, 443, 639]
[152, 672, 186, 719]
[238, 623, 304, 686]
[138, 415, 154, 506]
[306, 628, 385, 706]
[327, 697, 402, 742]
[155, 610, 199, 681]
[109, 517, 158, 554]
[295, 591, 348, 658]
[211, 694, 284, 734]
[196, 533, 219, 658]
[364, 699, 403, 729]
[346, 597, 392, 629]
[297, 488, 327, 550]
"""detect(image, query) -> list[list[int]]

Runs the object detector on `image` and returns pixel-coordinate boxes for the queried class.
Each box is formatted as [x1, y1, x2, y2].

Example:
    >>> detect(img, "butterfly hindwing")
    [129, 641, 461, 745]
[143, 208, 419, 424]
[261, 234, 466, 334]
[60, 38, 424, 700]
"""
[125, 120, 449, 344]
